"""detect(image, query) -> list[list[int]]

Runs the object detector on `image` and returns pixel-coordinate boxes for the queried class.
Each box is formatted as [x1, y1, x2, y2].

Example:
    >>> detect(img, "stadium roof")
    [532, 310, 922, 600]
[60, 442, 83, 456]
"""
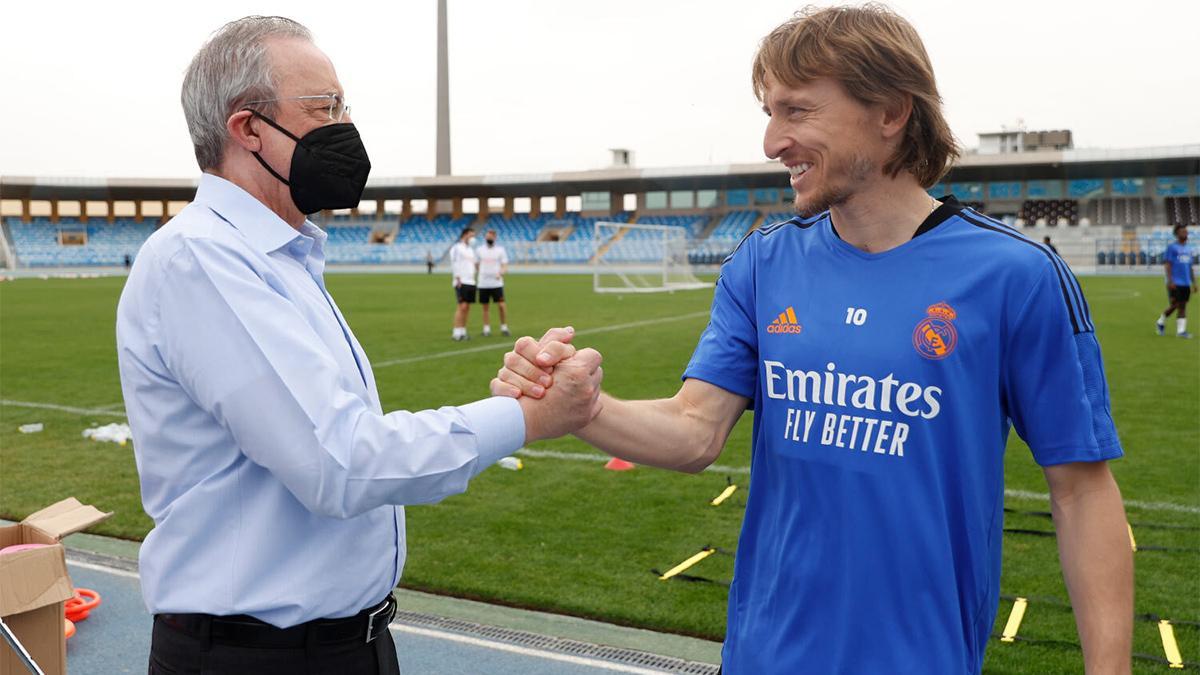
[2, 145, 1197, 203]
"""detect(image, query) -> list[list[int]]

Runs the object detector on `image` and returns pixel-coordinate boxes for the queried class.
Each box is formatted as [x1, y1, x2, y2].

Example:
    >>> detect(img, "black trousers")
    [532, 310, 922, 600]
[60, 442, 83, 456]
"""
[149, 615, 402, 675]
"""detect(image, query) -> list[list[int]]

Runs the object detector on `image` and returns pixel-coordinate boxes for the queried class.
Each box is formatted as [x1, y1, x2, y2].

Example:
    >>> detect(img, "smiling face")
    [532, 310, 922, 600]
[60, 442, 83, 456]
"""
[751, 6, 960, 205]
[761, 73, 891, 217]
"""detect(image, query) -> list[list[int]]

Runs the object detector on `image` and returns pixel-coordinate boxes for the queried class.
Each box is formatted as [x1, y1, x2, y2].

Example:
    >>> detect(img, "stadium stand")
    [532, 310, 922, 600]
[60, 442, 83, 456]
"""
[311, 212, 643, 265]
[394, 214, 475, 245]
[1087, 197, 1154, 227]
[1019, 199, 1079, 226]
[636, 214, 709, 238]
[3, 198, 1188, 272]
[708, 210, 758, 242]
[1094, 229, 1198, 268]
[6, 217, 154, 267]
[480, 213, 546, 242]
[1165, 196, 1199, 227]
[2, 140, 1195, 274]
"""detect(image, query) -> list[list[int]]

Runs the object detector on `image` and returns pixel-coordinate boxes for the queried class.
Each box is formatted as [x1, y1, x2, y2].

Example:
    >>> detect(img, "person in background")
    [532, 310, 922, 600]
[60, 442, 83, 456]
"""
[450, 227, 478, 341]
[1156, 224, 1193, 337]
[477, 228, 510, 337]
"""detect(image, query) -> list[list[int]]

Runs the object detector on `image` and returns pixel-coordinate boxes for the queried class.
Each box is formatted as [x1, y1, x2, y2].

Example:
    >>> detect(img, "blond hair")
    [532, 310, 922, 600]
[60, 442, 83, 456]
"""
[752, 4, 959, 187]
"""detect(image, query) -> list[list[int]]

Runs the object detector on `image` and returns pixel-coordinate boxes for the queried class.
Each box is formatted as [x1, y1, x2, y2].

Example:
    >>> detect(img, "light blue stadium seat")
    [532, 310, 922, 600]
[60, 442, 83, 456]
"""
[6, 217, 154, 267]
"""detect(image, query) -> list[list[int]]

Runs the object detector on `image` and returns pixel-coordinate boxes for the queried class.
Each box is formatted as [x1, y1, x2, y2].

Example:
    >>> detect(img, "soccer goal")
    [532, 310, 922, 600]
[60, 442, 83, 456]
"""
[592, 222, 711, 294]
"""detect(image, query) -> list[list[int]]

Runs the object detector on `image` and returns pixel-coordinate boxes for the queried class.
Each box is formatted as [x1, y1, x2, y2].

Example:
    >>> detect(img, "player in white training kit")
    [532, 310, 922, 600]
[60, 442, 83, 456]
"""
[450, 228, 478, 341]
[477, 229, 510, 337]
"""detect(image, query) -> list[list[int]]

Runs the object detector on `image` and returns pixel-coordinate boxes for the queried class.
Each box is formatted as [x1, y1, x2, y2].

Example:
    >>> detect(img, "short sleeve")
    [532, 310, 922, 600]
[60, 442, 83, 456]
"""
[683, 243, 759, 401]
[1003, 263, 1122, 466]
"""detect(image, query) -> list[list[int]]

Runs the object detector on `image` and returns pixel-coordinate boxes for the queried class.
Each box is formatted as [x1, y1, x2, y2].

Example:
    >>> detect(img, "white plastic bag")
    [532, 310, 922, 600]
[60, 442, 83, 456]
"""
[496, 456, 523, 471]
[82, 423, 133, 445]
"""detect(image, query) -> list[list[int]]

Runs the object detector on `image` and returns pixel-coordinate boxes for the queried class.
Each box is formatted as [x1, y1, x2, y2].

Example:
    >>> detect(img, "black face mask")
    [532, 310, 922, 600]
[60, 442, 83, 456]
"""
[245, 109, 371, 215]
[486, 239, 495, 247]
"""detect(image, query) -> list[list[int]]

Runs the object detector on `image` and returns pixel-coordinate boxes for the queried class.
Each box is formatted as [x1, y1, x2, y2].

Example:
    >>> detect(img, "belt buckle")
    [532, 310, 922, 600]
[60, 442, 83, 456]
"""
[365, 596, 394, 644]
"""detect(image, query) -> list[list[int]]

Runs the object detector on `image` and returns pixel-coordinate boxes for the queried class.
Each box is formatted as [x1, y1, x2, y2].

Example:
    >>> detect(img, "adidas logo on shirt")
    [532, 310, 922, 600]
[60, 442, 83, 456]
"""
[768, 306, 803, 334]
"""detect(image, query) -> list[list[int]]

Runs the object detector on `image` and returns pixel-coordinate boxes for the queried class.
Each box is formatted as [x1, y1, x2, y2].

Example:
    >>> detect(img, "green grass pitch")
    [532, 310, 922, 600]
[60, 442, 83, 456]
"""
[1, 272, 1196, 673]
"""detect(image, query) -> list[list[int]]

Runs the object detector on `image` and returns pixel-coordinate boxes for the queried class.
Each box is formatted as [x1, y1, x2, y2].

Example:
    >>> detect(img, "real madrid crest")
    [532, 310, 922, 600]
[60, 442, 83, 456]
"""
[912, 302, 958, 360]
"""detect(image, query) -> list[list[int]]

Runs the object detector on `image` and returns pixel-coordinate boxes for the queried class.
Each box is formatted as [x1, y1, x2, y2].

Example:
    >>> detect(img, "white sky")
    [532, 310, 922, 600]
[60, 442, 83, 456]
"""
[2, 0, 1197, 179]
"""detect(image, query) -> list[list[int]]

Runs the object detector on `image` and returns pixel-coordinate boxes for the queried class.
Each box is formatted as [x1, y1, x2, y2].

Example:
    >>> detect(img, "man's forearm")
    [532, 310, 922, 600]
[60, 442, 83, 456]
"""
[1052, 471, 1133, 674]
[574, 393, 721, 472]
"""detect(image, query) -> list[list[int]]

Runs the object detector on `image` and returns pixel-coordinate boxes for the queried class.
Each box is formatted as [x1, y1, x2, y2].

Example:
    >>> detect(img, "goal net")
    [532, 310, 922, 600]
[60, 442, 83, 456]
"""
[592, 222, 711, 293]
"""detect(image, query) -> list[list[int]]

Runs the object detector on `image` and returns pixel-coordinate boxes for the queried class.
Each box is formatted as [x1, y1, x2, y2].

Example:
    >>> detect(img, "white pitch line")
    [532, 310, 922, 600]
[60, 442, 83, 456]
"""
[1087, 289, 1142, 300]
[8, 395, 1194, 516]
[389, 624, 674, 675]
[373, 311, 710, 369]
[67, 559, 141, 581]
[515, 448, 749, 475]
[516, 450, 1200, 516]
[65, 557, 688, 673]
[1004, 488, 1200, 516]
[94, 402, 128, 413]
[0, 398, 127, 417]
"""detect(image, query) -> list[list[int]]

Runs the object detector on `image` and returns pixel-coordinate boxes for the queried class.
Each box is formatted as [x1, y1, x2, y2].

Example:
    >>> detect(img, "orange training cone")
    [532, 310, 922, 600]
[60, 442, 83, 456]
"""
[605, 457, 635, 471]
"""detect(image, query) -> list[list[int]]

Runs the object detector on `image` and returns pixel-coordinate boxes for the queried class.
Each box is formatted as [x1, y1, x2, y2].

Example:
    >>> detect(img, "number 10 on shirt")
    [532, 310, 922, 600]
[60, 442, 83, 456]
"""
[845, 307, 868, 325]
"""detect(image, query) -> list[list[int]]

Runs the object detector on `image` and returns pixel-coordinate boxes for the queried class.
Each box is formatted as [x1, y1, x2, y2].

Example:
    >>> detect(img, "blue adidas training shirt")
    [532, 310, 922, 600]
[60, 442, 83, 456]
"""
[1165, 241, 1193, 288]
[684, 198, 1122, 674]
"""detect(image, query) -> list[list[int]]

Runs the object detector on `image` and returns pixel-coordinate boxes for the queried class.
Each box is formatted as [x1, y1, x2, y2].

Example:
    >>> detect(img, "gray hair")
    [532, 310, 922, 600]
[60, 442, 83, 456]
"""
[181, 16, 312, 170]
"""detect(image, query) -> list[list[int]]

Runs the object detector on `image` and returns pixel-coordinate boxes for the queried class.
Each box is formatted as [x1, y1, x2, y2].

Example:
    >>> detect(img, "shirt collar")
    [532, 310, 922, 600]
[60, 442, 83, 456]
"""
[828, 194, 963, 242]
[296, 221, 328, 276]
[911, 194, 962, 239]
[194, 173, 306, 254]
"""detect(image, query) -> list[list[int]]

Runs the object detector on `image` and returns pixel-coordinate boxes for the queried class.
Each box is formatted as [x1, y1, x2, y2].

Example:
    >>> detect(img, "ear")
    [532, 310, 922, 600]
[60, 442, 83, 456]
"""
[879, 94, 913, 141]
[226, 110, 262, 154]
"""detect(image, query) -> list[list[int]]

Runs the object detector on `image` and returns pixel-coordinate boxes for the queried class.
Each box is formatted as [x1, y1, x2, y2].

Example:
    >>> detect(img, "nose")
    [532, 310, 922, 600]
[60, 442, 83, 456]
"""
[763, 114, 791, 160]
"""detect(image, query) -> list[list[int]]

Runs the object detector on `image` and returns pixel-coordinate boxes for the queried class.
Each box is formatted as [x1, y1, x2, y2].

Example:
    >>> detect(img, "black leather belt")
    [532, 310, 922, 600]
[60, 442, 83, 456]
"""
[157, 594, 396, 648]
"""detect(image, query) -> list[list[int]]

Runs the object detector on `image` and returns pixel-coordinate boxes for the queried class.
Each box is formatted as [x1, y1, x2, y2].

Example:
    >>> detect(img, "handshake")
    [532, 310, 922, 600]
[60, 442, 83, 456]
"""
[491, 327, 603, 443]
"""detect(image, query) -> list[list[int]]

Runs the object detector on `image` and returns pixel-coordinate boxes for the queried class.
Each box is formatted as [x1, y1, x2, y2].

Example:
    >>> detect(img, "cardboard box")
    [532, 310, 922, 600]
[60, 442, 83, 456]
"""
[0, 498, 111, 675]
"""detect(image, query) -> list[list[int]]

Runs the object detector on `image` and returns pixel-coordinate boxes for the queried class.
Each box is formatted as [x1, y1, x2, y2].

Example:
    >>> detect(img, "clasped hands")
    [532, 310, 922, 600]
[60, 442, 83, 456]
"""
[492, 327, 601, 443]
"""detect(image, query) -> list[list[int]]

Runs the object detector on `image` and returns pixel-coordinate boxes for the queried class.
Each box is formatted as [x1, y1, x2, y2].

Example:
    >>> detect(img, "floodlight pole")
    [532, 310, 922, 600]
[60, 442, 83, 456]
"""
[436, 0, 452, 176]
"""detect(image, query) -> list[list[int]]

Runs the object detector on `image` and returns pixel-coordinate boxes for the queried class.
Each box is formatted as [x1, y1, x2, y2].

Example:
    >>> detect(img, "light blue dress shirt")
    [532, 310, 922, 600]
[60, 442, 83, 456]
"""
[116, 173, 525, 628]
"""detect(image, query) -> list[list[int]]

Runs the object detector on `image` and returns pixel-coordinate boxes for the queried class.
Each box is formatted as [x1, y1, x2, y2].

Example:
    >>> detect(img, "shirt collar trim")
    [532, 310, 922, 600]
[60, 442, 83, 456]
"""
[195, 173, 305, 254]
[826, 194, 963, 242]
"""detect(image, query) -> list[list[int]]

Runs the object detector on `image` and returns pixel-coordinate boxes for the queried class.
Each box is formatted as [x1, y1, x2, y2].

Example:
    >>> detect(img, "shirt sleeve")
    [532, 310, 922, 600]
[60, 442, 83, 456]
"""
[152, 237, 525, 519]
[1003, 263, 1122, 466]
[682, 242, 759, 401]
[500, 248, 509, 265]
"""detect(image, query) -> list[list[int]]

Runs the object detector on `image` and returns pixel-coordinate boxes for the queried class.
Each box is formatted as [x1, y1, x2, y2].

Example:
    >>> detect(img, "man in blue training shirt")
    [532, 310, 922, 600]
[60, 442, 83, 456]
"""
[1156, 224, 1194, 338]
[494, 5, 1132, 673]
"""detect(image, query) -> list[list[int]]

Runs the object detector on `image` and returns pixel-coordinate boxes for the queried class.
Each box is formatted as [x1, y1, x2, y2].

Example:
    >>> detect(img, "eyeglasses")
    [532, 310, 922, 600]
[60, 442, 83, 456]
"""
[243, 94, 351, 122]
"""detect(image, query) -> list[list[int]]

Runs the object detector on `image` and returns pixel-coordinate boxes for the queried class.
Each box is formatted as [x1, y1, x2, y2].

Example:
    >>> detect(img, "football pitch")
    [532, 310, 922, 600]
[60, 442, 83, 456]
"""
[1, 272, 1196, 673]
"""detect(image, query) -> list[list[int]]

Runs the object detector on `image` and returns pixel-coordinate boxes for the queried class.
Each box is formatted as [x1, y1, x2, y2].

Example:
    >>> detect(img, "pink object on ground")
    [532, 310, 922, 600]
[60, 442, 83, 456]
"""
[604, 458, 636, 471]
[0, 543, 51, 555]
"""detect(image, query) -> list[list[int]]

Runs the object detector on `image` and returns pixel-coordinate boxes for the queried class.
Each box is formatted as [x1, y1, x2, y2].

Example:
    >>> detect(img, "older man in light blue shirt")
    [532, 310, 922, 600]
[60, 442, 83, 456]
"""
[118, 16, 601, 674]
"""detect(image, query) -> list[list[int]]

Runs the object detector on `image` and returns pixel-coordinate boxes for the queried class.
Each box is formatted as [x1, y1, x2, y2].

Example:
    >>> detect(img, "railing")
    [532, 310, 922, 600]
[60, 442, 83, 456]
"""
[1094, 237, 1196, 268]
